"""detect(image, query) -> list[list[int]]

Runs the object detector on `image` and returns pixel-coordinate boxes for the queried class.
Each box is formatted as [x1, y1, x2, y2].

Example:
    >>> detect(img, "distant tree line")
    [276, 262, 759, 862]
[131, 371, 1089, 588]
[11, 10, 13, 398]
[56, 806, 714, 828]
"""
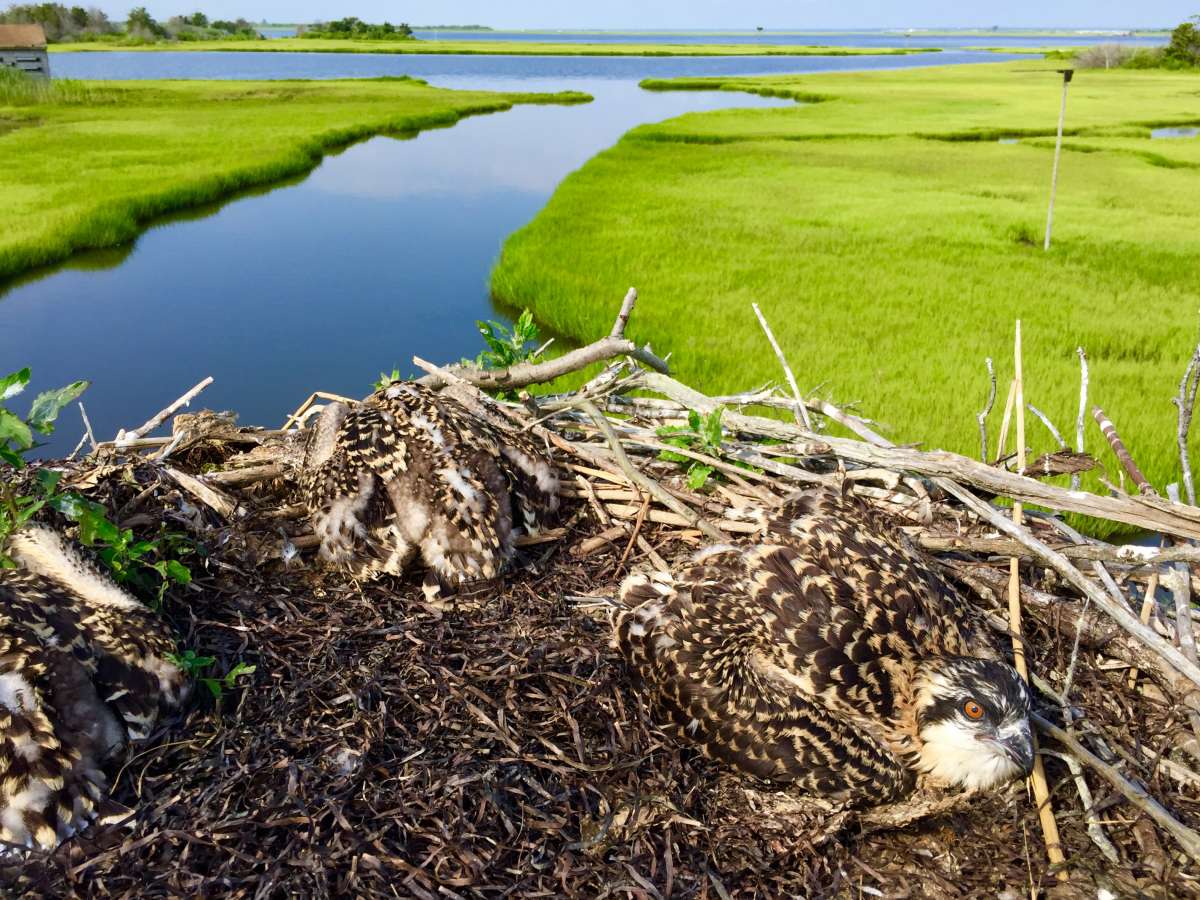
[0, 4, 259, 43]
[1077, 15, 1200, 69]
[0, 4, 113, 41]
[299, 17, 414, 40]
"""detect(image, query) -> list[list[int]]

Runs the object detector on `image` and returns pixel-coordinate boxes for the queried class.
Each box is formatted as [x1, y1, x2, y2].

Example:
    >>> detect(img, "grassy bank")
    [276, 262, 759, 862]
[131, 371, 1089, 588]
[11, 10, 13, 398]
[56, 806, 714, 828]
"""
[492, 62, 1200, 532]
[0, 77, 587, 282]
[49, 38, 937, 57]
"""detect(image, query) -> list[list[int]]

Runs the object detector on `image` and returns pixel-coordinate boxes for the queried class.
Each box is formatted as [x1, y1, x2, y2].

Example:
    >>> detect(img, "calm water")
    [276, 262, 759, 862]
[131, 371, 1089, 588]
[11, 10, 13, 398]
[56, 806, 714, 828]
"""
[252, 28, 1166, 48]
[6, 51, 1017, 455]
[1151, 126, 1199, 139]
[407, 29, 1166, 49]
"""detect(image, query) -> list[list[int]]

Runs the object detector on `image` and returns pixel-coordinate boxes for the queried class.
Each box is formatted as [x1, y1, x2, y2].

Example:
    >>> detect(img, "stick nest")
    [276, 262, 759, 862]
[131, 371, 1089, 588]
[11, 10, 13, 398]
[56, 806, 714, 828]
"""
[5, 353, 1200, 898]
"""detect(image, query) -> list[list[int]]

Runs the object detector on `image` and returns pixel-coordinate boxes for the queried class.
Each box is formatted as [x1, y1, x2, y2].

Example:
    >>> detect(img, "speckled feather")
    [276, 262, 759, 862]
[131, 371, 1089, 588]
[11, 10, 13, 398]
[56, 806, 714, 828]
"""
[616, 487, 995, 803]
[0, 528, 186, 853]
[301, 382, 559, 584]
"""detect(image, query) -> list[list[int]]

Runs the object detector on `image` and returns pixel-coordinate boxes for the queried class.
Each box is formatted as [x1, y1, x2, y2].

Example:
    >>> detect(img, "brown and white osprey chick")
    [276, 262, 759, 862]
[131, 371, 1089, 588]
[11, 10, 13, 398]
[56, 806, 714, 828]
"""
[0, 527, 187, 853]
[616, 487, 1032, 803]
[301, 382, 559, 585]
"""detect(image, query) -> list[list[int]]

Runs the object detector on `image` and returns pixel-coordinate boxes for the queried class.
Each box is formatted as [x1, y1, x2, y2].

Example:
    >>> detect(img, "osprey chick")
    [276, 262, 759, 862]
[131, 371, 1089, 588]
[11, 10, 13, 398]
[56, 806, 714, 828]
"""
[616, 488, 1032, 803]
[301, 382, 559, 585]
[0, 527, 187, 853]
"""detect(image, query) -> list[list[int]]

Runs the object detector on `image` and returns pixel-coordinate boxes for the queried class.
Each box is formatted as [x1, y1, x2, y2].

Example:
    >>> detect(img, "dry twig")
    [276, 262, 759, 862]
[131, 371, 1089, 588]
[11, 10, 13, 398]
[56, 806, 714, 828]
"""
[1174, 335, 1200, 507]
[1073, 347, 1088, 491]
[1007, 322, 1068, 881]
[113, 377, 214, 448]
[752, 303, 814, 431]
[976, 357, 996, 463]
[1092, 405, 1154, 495]
[417, 288, 669, 392]
[1034, 713, 1200, 864]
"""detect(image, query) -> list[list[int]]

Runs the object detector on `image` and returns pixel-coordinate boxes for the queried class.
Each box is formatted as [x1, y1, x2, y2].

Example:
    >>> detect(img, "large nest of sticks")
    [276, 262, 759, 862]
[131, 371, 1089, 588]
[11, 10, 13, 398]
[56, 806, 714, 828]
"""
[6, 294, 1200, 898]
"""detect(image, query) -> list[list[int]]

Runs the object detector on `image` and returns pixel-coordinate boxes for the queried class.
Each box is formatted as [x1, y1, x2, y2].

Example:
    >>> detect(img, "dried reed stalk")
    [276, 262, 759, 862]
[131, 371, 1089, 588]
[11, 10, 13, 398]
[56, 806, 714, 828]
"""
[1008, 322, 1069, 881]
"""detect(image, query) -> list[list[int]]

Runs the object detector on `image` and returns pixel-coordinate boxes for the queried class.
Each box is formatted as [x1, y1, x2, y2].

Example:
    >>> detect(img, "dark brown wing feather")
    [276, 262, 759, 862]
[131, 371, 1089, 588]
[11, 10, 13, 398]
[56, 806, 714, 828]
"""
[0, 552, 184, 852]
[617, 567, 913, 801]
[616, 487, 982, 802]
[303, 383, 558, 583]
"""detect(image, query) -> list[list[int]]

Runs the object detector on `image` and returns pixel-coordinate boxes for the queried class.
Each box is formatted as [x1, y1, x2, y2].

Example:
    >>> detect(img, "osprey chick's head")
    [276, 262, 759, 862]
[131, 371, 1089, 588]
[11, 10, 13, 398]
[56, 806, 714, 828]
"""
[913, 657, 1033, 791]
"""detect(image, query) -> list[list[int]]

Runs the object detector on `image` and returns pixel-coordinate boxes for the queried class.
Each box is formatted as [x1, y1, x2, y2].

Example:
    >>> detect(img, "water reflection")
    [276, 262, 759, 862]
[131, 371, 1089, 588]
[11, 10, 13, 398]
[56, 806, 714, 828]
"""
[10, 52, 1026, 455]
[50, 49, 1008, 82]
[409, 29, 1166, 50]
[1, 75, 796, 454]
[1150, 126, 1199, 139]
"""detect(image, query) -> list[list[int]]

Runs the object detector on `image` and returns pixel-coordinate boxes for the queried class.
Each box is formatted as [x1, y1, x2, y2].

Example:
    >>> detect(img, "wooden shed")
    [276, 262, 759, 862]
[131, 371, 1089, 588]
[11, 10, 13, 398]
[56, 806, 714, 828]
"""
[0, 24, 49, 78]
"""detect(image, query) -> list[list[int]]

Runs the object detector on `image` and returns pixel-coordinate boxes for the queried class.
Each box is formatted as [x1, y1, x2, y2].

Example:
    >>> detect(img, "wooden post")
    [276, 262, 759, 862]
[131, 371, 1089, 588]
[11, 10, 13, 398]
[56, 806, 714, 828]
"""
[1043, 69, 1074, 252]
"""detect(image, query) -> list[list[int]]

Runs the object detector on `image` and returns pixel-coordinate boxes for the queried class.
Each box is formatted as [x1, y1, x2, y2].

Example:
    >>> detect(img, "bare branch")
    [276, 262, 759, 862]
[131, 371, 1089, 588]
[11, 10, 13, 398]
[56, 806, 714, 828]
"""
[637, 371, 1200, 541]
[579, 400, 724, 543]
[1092, 405, 1154, 495]
[1034, 713, 1200, 864]
[113, 377, 214, 448]
[752, 302, 814, 431]
[937, 479, 1200, 693]
[918, 533, 1200, 567]
[1073, 347, 1088, 490]
[976, 357, 996, 463]
[417, 290, 669, 392]
[78, 402, 97, 455]
[1026, 403, 1066, 451]
[610, 287, 638, 339]
[1173, 335, 1200, 507]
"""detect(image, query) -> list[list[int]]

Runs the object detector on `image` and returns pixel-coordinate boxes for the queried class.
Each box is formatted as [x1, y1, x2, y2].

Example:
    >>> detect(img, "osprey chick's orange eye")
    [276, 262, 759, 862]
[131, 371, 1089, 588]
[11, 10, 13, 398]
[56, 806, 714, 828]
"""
[963, 699, 985, 720]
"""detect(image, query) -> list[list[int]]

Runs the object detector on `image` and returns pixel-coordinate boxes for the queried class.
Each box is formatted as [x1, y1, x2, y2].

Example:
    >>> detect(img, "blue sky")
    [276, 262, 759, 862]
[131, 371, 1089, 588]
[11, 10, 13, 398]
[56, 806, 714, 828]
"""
[111, 2, 1194, 29]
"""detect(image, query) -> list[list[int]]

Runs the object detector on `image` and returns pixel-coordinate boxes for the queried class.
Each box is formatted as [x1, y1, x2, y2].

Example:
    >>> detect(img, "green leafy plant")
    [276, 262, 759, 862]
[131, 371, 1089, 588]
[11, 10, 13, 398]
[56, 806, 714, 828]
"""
[1, 367, 193, 603]
[0, 368, 89, 566]
[0, 368, 89, 467]
[167, 650, 256, 700]
[472, 308, 542, 371]
[373, 367, 404, 390]
[656, 407, 727, 491]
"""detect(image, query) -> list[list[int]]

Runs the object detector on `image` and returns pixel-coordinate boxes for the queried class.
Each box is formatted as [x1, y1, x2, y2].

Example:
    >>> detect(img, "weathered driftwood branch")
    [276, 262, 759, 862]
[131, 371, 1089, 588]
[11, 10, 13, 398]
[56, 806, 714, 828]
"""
[609, 286, 638, 340]
[636, 371, 1200, 540]
[752, 303, 814, 431]
[918, 533, 1200, 567]
[203, 463, 285, 488]
[1175, 337, 1200, 507]
[1162, 509, 1200, 751]
[416, 289, 669, 392]
[1092, 405, 1154, 495]
[1034, 713, 1200, 864]
[939, 479, 1200, 692]
[164, 467, 238, 520]
[113, 377, 214, 448]
[580, 400, 724, 543]
[1043, 747, 1120, 865]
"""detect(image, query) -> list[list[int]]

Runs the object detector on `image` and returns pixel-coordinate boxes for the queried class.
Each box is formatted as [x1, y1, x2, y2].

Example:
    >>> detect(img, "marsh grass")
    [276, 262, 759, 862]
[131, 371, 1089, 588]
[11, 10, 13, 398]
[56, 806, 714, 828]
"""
[0, 77, 588, 282]
[0, 67, 115, 106]
[492, 62, 1200, 536]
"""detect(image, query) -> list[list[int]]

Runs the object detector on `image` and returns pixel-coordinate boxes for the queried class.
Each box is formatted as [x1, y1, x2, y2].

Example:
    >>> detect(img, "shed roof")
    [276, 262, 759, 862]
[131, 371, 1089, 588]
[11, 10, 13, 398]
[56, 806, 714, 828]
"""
[0, 24, 47, 49]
